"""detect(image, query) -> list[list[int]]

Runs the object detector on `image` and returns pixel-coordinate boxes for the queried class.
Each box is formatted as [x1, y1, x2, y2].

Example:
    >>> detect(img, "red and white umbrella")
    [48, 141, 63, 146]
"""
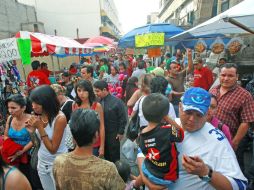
[85, 36, 114, 46]
[15, 31, 93, 57]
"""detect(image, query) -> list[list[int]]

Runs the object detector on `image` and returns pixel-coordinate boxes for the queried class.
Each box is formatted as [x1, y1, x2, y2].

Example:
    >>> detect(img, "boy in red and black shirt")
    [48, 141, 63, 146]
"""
[139, 93, 184, 187]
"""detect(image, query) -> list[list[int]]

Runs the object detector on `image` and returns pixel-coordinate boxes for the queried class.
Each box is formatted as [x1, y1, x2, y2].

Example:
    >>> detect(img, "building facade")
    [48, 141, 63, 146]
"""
[18, 0, 122, 39]
[0, 0, 44, 39]
[147, 12, 159, 24]
[158, 0, 244, 29]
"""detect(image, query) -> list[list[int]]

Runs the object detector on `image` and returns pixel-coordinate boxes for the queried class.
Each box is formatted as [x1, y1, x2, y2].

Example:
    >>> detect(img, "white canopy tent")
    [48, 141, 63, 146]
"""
[169, 0, 254, 42]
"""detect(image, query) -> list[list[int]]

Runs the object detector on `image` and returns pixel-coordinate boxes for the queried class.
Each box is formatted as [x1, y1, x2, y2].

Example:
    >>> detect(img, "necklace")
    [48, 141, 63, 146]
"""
[41, 117, 48, 124]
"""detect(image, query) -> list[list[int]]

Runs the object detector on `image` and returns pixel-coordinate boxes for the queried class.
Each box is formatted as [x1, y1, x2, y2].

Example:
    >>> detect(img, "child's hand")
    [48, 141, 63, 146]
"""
[163, 115, 181, 129]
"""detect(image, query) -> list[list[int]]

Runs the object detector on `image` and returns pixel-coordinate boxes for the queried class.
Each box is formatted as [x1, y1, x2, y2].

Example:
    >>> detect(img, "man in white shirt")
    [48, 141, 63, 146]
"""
[138, 87, 247, 190]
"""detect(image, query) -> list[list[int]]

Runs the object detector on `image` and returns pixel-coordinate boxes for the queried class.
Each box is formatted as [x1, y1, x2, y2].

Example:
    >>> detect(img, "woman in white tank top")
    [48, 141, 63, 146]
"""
[26, 85, 67, 190]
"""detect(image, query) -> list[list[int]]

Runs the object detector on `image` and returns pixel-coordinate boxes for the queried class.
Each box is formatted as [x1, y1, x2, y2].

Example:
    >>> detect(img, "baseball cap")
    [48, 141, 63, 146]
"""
[151, 67, 164, 77]
[62, 72, 70, 77]
[181, 87, 211, 115]
[193, 57, 203, 65]
[170, 59, 179, 64]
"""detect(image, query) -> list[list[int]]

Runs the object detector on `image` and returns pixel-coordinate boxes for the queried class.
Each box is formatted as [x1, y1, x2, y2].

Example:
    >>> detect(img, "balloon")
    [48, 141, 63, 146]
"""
[118, 74, 125, 81]
[116, 87, 123, 94]
[109, 87, 115, 93]
[116, 93, 122, 98]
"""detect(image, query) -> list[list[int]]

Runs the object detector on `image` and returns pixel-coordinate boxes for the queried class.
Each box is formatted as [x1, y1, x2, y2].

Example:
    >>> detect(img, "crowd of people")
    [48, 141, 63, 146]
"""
[0, 48, 254, 190]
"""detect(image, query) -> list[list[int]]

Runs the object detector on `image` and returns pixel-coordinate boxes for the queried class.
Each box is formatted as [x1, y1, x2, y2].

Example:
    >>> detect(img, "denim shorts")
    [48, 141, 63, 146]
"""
[142, 162, 173, 187]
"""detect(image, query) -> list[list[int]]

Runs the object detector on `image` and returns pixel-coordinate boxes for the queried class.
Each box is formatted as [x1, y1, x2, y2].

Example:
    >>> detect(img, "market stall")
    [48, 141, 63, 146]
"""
[119, 23, 184, 49]
[0, 32, 94, 130]
[168, 0, 254, 43]
[118, 23, 184, 66]
[84, 36, 116, 54]
[168, 0, 254, 85]
[16, 31, 94, 64]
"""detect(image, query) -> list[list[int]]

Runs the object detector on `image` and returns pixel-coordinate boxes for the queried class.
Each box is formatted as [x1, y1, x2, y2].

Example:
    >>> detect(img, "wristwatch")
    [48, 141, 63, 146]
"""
[199, 164, 213, 182]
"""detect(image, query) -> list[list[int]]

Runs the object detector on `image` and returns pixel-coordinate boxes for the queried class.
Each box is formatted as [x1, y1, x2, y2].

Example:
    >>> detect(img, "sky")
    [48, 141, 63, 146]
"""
[114, 0, 160, 35]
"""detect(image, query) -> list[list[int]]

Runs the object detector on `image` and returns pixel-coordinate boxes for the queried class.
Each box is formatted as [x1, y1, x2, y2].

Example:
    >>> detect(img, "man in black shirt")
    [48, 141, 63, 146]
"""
[93, 80, 128, 162]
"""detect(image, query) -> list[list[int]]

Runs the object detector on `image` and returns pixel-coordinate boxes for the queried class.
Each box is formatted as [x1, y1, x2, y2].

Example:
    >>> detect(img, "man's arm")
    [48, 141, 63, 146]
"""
[117, 100, 128, 137]
[171, 90, 184, 97]
[182, 155, 233, 190]
[232, 122, 249, 151]
[186, 48, 193, 73]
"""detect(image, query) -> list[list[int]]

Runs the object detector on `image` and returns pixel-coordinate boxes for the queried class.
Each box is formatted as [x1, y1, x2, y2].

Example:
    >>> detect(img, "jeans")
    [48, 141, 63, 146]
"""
[247, 138, 254, 179]
[236, 135, 252, 174]
[93, 147, 99, 157]
[37, 160, 56, 190]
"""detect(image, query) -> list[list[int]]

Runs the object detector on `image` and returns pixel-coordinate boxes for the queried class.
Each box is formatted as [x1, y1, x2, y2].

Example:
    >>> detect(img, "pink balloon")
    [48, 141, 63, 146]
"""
[116, 87, 123, 94]
[109, 88, 115, 93]
[118, 74, 124, 81]
[116, 93, 122, 98]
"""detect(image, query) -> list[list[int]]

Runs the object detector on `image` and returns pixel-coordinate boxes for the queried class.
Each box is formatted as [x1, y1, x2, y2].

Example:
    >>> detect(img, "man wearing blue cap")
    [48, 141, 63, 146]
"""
[138, 87, 247, 190]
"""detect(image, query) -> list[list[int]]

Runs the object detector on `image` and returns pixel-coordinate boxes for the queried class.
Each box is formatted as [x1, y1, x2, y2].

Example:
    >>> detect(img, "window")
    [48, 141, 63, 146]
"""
[34, 24, 39, 32]
[212, 0, 218, 17]
[221, 0, 229, 13]
[187, 11, 194, 25]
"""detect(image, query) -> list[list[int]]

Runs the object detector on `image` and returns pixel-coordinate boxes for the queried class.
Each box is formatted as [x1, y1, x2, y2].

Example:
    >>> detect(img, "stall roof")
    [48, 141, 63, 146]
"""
[16, 31, 93, 57]
[119, 23, 184, 48]
[169, 0, 254, 42]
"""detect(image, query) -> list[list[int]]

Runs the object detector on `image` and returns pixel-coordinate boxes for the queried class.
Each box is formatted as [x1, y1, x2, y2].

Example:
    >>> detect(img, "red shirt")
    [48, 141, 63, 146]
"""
[26, 70, 51, 89]
[40, 69, 51, 77]
[193, 67, 213, 90]
[210, 85, 254, 137]
[69, 68, 77, 75]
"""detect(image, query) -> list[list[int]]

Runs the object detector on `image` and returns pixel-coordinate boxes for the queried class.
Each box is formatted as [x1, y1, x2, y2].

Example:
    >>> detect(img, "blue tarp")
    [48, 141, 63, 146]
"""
[119, 23, 184, 48]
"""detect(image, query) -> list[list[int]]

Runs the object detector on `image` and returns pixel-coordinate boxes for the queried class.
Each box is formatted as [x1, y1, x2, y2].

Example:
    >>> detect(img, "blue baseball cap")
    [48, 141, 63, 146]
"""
[182, 87, 211, 115]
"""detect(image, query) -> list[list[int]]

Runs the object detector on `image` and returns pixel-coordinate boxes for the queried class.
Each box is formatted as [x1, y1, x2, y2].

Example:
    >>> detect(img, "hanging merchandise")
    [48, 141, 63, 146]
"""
[227, 37, 243, 55]
[0, 61, 22, 133]
[210, 37, 225, 54]
[195, 39, 207, 53]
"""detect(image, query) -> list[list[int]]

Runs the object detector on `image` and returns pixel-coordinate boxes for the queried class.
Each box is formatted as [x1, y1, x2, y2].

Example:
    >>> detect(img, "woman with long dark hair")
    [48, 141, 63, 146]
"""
[26, 85, 67, 190]
[73, 80, 105, 157]
[3, 95, 32, 176]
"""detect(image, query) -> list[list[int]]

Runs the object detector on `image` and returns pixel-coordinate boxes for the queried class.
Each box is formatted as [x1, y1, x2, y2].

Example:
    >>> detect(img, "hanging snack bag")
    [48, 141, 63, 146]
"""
[195, 39, 207, 53]
[211, 37, 225, 54]
[227, 37, 243, 55]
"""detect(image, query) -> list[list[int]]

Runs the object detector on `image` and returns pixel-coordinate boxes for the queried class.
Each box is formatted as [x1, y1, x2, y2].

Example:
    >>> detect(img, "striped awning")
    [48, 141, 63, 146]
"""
[15, 31, 94, 57]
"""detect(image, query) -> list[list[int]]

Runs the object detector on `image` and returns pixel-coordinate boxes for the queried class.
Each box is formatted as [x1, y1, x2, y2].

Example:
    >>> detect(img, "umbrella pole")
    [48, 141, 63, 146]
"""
[57, 56, 60, 71]
[51, 55, 56, 78]
[21, 62, 27, 81]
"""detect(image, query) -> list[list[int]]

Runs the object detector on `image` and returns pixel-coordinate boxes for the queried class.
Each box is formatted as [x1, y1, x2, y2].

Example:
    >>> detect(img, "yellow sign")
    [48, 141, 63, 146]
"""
[135, 33, 164, 48]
